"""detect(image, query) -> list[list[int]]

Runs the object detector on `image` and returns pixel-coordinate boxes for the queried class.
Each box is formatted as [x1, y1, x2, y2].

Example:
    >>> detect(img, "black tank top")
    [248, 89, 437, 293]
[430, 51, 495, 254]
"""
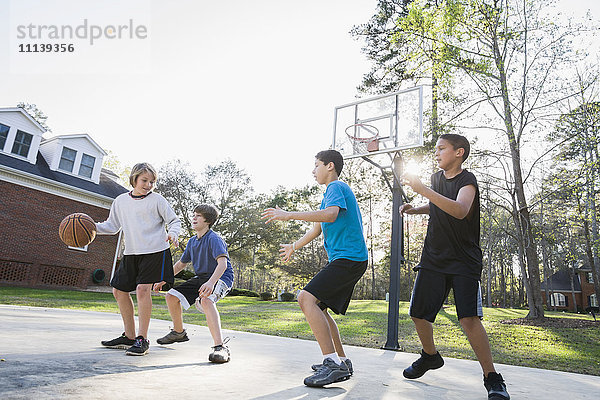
[418, 169, 483, 279]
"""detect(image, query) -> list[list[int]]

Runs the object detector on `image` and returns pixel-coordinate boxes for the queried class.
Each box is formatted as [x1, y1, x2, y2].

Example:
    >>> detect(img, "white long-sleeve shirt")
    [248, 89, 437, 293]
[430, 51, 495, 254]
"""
[96, 192, 181, 255]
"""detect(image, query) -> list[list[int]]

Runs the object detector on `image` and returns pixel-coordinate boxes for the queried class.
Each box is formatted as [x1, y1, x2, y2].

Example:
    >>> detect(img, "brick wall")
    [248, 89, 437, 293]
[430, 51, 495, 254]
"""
[0, 180, 119, 289]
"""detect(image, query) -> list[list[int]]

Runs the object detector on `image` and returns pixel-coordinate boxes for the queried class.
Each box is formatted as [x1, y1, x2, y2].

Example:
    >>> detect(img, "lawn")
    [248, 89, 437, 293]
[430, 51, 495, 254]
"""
[1, 286, 598, 375]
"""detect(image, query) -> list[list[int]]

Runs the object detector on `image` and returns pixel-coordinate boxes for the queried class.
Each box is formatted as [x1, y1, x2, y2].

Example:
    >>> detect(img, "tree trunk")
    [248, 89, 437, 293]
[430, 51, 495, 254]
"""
[492, 32, 544, 318]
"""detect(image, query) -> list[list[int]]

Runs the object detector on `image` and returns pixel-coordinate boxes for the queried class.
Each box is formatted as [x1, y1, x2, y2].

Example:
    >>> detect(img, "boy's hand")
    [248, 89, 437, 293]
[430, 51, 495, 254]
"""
[400, 204, 418, 215]
[198, 281, 215, 298]
[167, 233, 179, 247]
[402, 173, 426, 195]
[153, 281, 166, 291]
[261, 206, 290, 224]
[279, 243, 294, 262]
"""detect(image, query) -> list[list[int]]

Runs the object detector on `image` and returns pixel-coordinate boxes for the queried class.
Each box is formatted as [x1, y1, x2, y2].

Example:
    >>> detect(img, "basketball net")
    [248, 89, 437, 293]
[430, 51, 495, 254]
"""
[345, 123, 380, 154]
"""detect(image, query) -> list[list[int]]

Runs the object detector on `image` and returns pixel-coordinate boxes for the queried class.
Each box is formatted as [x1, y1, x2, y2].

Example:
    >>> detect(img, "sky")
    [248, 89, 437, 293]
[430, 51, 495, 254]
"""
[1, 0, 598, 194]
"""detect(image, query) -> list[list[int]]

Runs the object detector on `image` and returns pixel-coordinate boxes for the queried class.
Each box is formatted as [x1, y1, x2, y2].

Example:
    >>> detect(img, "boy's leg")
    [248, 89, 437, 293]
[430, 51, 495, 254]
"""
[200, 297, 223, 346]
[298, 290, 335, 355]
[136, 283, 153, 338]
[113, 287, 136, 339]
[460, 316, 495, 375]
[411, 316, 437, 355]
[165, 293, 185, 332]
[323, 309, 345, 357]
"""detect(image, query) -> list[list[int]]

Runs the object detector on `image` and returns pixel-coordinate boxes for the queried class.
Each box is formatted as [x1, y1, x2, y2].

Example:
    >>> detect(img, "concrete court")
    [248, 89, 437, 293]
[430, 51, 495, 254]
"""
[0, 305, 599, 400]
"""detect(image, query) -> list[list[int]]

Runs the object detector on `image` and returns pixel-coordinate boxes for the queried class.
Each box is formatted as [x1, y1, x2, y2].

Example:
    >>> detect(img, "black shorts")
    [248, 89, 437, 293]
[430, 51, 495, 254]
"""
[110, 249, 174, 292]
[409, 267, 483, 322]
[167, 274, 231, 310]
[303, 258, 367, 315]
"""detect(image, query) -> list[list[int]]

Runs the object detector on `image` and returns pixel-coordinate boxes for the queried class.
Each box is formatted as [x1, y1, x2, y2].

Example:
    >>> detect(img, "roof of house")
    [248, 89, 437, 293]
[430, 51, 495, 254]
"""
[540, 270, 582, 292]
[0, 151, 127, 199]
[41, 134, 107, 155]
[0, 107, 47, 133]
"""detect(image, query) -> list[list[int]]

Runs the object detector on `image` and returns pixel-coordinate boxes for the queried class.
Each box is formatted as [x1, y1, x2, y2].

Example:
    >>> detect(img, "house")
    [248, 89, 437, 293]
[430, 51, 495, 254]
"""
[540, 266, 599, 312]
[0, 107, 128, 289]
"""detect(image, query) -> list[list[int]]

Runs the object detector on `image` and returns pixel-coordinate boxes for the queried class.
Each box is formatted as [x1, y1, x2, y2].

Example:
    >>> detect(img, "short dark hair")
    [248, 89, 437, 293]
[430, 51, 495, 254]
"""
[315, 149, 343, 176]
[439, 134, 470, 161]
[193, 204, 219, 228]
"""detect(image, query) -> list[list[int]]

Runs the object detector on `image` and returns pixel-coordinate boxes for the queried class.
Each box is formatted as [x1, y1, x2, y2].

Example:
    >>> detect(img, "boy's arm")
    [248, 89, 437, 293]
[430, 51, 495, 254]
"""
[198, 256, 228, 297]
[280, 222, 322, 262]
[403, 174, 475, 219]
[262, 206, 339, 224]
[153, 260, 188, 291]
[400, 203, 430, 215]
[95, 201, 122, 235]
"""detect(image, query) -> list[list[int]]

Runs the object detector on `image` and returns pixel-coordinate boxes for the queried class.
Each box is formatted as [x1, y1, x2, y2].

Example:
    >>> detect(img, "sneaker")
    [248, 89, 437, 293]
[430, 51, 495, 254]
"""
[403, 349, 444, 379]
[484, 372, 510, 400]
[156, 329, 189, 345]
[208, 344, 230, 363]
[304, 358, 351, 387]
[125, 336, 150, 356]
[311, 358, 354, 375]
[101, 332, 135, 349]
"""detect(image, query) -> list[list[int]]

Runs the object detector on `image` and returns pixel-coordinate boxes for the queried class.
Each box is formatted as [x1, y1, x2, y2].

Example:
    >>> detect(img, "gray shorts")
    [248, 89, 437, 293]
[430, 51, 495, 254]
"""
[167, 274, 231, 312]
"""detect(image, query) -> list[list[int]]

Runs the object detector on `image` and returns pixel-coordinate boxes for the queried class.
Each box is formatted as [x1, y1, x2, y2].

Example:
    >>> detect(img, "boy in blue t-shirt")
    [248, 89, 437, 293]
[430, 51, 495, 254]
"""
[153, 204, 234, 363]
[262, 150, 368, 387]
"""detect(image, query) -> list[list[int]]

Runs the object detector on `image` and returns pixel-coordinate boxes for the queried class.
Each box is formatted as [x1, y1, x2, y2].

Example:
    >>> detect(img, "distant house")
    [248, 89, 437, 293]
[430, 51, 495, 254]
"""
[541, 266, 598, 312]
[0, 107, 127, 289]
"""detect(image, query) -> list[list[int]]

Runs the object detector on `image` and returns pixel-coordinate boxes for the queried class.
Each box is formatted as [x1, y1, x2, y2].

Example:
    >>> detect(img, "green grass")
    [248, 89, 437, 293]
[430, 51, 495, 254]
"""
[1, 286, 599, 375]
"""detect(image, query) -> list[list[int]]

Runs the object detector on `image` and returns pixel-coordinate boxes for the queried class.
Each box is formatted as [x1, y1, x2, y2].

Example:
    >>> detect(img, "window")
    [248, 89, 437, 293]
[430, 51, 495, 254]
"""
[591, 294, 598, 308]
[11, 130, 32, 157]
[0, 123, 9, 150]
[550, 293, 567, 307]
[78, 153, 95, 178]
[587, 272, 594, 284]
[59, 147, 77, 172]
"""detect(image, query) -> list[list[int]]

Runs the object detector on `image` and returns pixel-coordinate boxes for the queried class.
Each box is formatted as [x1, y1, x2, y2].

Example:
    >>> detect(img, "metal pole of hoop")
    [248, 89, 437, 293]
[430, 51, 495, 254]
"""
[361, 152, 408, 351]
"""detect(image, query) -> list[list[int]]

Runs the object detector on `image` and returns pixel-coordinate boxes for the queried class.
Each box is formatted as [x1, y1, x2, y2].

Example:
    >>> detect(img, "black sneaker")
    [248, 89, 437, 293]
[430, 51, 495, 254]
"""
[125, 336, 150, 356]
[484, 372, 510, 400]
[208, 344, 230, 363]
[311, 358, 354, 375]
[101, 333, 135, 349]
[403, 349, 444, 379]
[156, 329, 189, 345]
[304, 358, 351, 387]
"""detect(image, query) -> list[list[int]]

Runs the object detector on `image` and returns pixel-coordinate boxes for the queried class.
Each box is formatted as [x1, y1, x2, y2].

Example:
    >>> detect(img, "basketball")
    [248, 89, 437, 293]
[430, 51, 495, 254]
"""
[59, 213, 97, 247]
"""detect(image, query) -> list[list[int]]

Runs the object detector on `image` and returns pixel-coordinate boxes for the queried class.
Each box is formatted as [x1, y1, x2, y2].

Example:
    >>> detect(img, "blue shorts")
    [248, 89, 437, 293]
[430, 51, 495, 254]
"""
[409, 267, 483, 322]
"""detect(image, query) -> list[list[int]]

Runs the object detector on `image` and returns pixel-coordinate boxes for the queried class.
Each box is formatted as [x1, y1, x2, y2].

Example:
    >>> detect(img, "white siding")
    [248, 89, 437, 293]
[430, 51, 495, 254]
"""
[41, 135, 105, 184]
[38, 140, 61, 169]
[0, 110, 45, 164]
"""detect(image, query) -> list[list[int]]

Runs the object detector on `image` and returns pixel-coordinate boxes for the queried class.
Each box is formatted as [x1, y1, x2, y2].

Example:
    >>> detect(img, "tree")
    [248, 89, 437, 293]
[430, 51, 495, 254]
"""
[548, 95, 600, 309]
[17, 102, 51, 132]
[387, 0, 595, 318]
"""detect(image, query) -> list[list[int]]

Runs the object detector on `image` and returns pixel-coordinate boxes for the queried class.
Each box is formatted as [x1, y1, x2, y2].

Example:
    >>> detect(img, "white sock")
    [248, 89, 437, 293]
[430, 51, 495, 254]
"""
[340, 356, 347, 362]
[323, 353, 341, 365]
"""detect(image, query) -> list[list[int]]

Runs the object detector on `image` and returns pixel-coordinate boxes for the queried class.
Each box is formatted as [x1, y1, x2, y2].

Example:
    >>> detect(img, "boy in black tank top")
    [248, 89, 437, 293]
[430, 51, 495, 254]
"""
[401, 134, 510, 400]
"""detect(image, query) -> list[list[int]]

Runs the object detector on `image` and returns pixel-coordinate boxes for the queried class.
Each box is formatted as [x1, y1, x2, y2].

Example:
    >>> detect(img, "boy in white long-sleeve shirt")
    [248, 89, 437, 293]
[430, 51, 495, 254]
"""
[97, 162, 181, 356]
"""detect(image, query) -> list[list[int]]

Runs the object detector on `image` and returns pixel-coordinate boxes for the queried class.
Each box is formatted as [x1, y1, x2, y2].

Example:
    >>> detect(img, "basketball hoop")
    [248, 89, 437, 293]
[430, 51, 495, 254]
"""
[345, 123, 380, 154]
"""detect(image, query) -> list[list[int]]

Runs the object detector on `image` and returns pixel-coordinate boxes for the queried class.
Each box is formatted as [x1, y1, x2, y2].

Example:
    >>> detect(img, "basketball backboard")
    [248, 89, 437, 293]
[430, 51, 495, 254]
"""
[332, 86, 424, 159]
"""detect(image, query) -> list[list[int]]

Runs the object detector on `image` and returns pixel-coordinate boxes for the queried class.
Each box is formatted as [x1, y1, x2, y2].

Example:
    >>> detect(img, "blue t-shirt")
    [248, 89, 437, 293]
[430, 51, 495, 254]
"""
[180, 230, 234, 287]
[320, 180, 368, 262]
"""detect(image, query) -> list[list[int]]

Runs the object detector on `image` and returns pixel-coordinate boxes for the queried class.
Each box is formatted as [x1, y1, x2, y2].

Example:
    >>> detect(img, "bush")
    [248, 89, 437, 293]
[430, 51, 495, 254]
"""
[228, 288, 260, 297]
[279, 292, 295, 302]
[260, 292, 274, 301]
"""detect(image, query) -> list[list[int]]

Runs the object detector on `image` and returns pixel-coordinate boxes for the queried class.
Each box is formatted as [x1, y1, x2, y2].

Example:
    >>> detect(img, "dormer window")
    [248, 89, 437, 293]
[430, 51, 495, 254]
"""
[59, 147, 77, 172]
[79, 153, 95, 178]
[11, 130, 32, 157]
[0, 123, 9, 150]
